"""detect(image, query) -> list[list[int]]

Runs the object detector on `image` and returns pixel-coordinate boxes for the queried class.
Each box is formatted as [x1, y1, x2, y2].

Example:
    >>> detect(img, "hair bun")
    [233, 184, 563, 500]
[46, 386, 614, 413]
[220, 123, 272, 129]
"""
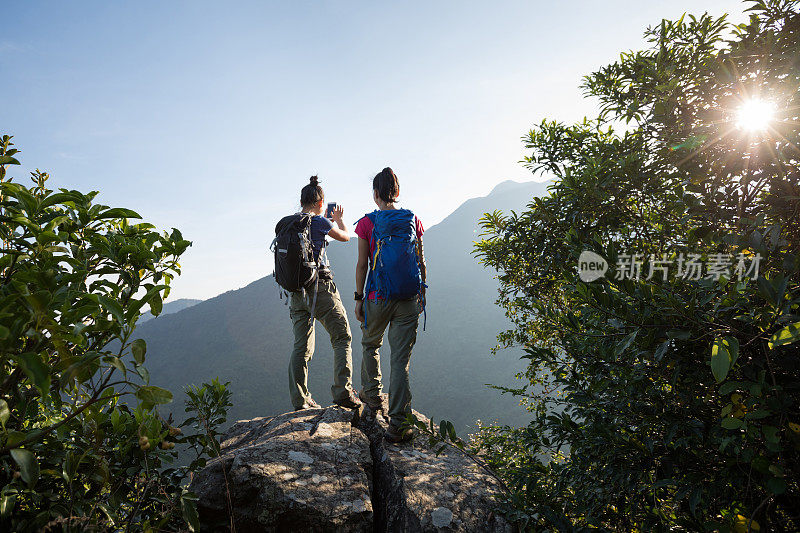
[301, 175, 324, 207]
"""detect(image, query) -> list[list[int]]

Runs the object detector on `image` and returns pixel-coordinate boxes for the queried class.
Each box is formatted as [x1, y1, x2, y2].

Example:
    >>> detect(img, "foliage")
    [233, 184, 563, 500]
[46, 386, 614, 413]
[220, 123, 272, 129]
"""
[469, 1, 800, 530]
[0, 136, 231, 531]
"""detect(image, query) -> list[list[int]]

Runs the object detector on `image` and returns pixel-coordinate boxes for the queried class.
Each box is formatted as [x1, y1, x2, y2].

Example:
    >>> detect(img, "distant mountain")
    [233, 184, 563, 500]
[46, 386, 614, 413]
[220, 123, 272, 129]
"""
[138, 298, 202, 323]
[137, 180, 551, 433]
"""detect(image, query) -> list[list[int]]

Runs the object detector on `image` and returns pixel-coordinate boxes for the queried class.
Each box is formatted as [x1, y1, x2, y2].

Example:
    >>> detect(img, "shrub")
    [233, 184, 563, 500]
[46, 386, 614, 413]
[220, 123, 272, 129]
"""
[471, 1, 799, 530]
[0, 136, 230, 532]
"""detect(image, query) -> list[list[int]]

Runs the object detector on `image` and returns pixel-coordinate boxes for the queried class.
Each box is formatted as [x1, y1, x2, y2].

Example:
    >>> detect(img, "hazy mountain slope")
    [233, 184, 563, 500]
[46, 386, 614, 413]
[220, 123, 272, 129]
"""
[138, 298, 202, 323]
[138, 180, 551, 432]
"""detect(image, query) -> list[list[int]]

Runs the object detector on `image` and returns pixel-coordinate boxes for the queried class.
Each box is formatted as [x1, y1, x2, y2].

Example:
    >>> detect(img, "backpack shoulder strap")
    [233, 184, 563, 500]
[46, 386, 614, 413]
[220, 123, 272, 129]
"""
[355, 212, 373, 228]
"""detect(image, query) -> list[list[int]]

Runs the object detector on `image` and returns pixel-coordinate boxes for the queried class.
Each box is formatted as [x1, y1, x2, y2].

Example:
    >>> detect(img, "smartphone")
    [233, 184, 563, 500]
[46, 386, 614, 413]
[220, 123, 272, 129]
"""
[325, 202, 337, 218]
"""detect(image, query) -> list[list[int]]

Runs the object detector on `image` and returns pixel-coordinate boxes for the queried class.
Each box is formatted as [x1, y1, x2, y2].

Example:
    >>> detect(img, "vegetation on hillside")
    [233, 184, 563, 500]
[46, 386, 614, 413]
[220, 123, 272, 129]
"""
[0, 136, 231, 532]
[459, 1, 799, 530]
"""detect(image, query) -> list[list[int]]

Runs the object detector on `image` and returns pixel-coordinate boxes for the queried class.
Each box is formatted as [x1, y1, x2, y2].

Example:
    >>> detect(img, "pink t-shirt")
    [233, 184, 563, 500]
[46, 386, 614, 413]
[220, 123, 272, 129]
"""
[355, 212, 424, 300]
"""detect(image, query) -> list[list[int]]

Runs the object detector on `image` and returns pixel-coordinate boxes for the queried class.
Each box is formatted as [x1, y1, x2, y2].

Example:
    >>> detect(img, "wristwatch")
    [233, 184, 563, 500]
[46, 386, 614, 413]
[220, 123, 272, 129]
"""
[354, 292, 364, 301]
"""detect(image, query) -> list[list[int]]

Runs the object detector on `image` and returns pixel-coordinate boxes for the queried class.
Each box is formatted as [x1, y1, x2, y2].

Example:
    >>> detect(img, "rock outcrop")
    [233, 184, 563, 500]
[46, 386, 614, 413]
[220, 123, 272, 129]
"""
[190, 399, 511, 532]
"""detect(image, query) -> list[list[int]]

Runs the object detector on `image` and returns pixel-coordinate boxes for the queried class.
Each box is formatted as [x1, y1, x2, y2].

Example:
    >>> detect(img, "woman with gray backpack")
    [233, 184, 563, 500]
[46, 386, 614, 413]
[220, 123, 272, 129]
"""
[273, 176, 361, 411]
[354, 167, 426, 443]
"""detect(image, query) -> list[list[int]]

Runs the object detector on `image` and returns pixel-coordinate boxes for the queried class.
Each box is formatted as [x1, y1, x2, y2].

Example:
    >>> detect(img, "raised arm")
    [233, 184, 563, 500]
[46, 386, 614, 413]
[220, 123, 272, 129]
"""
[327, 205, 349, 242]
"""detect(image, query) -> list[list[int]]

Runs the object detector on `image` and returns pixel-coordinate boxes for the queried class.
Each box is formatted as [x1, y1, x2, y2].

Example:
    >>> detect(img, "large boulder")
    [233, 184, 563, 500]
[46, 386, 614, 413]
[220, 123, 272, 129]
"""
[191, 402, 512, 532]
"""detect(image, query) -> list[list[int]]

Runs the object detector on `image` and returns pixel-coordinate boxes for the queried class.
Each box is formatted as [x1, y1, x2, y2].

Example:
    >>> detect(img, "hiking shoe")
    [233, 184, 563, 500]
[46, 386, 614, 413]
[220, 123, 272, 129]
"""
[358, 390, 384, 411]
[333, 391, 362, 410]
[384, 423, 414, 444]
[294, 398, 322, 411]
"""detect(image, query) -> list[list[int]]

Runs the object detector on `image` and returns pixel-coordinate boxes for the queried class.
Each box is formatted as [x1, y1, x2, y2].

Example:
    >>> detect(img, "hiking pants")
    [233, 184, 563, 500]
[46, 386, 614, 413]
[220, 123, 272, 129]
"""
[360, 298, 420, 428]
[288, 279, 353, 409]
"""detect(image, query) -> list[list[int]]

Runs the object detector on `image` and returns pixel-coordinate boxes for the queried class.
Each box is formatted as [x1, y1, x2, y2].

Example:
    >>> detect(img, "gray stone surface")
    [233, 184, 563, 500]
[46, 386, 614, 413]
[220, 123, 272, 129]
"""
[191, 402, 512, 532]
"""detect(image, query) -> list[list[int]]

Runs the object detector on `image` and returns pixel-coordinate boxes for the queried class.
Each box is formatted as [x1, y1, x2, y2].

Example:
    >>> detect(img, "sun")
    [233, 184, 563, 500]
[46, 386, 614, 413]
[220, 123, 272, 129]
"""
[735, 99, 776, 132]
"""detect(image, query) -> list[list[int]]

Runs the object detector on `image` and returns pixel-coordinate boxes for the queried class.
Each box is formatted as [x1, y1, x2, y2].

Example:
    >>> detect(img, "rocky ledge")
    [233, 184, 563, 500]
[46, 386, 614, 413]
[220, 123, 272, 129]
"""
[190, 399, 511, 532]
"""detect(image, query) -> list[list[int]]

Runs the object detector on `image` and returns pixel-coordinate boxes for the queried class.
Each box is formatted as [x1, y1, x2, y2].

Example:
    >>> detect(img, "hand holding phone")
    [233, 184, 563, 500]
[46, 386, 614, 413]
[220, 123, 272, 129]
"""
[325, 202, 337, 219]
[327, 203, 344, 222]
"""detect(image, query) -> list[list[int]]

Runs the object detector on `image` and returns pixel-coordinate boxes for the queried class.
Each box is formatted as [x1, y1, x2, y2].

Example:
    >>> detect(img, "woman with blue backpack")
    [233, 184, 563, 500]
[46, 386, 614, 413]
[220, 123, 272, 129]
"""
[354, 167, 426, 443]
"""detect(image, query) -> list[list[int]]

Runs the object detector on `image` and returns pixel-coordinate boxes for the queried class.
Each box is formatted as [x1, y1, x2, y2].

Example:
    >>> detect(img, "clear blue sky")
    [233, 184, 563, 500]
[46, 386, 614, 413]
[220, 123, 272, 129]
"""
[1, 0, 743, 300]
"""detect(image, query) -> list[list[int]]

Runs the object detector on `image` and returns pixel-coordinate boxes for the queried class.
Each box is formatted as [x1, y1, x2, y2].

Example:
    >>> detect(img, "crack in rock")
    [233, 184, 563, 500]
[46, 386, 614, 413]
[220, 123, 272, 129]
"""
[191, 405, 512, 532]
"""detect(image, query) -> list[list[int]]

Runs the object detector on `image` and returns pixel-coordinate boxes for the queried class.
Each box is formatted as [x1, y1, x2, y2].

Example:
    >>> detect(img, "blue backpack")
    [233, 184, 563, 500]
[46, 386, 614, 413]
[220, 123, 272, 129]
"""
[363, 209, 426, 328]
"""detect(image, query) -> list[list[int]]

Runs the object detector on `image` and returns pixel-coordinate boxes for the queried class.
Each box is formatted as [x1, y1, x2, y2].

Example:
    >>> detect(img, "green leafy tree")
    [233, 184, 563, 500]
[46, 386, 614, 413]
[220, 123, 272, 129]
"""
[468, 1, 799, 530]
[0, 136, 231, 531]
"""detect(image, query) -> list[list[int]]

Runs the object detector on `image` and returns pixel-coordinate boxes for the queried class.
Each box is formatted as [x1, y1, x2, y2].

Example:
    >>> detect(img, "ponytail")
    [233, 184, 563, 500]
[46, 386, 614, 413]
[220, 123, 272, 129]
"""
[373, 167, 399, 203]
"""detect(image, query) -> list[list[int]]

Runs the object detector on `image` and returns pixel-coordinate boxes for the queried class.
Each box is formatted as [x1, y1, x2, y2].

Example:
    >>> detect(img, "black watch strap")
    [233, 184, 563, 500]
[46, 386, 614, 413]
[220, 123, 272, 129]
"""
[354, 292, 364, 301]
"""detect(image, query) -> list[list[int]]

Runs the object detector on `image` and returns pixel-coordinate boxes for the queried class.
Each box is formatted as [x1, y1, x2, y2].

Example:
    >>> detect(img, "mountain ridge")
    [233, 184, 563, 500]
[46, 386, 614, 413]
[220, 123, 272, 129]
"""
[139, 298, 202, 323]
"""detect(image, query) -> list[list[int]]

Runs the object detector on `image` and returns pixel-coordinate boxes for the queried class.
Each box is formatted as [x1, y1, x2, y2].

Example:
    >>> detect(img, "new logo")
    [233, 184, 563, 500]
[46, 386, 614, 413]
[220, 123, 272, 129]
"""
[578, 250, 608, 282]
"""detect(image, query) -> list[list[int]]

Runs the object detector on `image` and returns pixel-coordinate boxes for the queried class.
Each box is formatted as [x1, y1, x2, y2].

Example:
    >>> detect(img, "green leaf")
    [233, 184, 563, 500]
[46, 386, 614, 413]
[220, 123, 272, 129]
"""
[97, 207, 142, 219]
[711, 338, 731, 383]
[149, 294, 163, 316]
[757, 275, 779, 305]
[768, 321, 800, 349]
[24, 290, 52, 313]
[0, 494, 17, 518]
[181, 490, 200, 532]
[653, 340, 670, 362]
[131, 339, 147, 365]
[106, 356, 127, 377]
[97, 295, 124, 324]
[710, 337, 739, 383]
[136, 364, 150, 385]
[744, 409, 770, 420]
[5, 431, 27, 448]
[721, 417, 744, 429]
[125, 285, 167, 323]
[38, 191, 84, 208]
[10, 449, 39, 488]
[35, 231, 61, 246]
[763, 425, 780, 443]
[14, 352, 51, 399]
[666, 330, 691, 340]
[689, 487, 701, 514]
[719, 381, 743, 395]
[0, 399, 9, 429]
[0, 325, 9, 339]
[447, 421, 457, 442]
[110, 408, 122, 432]
[0, 155, 20, 166]
[767, 477, 786, 495]
[726, 337, 740, 367]
[614, 330, 639, 355]
[136, 386, 173, 409]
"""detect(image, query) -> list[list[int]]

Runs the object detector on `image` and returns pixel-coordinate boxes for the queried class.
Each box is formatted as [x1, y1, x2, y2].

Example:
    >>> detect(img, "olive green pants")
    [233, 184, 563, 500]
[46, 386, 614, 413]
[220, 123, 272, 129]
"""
[289, 280, 353, 409]
[360, 298, 420, 428]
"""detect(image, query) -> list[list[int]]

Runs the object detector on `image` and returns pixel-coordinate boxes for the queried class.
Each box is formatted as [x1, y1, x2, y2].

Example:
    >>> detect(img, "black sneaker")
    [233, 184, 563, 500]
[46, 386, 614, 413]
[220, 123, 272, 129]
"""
[333, 391, 362, 409]
[294, 398, 322, 411]
[384, 423, 414, 444]
[358, 390, 384, 411]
